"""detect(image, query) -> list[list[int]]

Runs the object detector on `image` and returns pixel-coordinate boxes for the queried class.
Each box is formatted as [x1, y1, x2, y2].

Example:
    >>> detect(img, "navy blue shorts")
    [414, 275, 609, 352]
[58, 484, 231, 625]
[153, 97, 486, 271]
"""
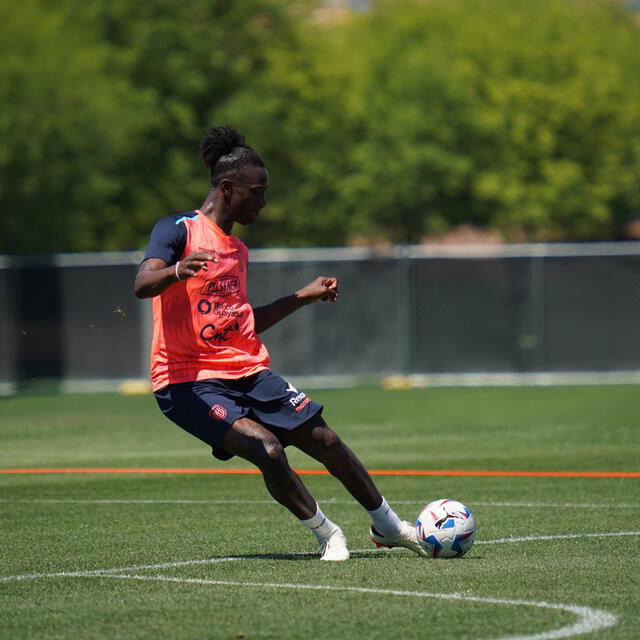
[154, 369, 323, 460]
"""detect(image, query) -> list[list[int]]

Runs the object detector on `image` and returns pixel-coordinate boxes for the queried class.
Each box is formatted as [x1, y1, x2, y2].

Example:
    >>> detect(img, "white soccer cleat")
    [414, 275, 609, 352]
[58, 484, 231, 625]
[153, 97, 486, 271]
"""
[370, 520, 428, 558]
[318, 530, 350, 561]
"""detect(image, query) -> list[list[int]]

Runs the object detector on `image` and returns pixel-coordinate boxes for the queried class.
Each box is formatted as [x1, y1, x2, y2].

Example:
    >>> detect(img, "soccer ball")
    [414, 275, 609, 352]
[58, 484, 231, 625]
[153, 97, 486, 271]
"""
[416, 498, 476, 558]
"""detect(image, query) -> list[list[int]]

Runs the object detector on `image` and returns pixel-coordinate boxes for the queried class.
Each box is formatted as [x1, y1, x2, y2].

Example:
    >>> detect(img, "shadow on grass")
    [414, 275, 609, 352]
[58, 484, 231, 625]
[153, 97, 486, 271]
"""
[220, 549, 429, 562]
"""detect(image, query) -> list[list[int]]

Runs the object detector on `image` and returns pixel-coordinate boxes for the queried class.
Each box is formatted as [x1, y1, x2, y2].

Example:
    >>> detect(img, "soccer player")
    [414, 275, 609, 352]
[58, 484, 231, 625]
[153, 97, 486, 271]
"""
[134, 124, 425, 561]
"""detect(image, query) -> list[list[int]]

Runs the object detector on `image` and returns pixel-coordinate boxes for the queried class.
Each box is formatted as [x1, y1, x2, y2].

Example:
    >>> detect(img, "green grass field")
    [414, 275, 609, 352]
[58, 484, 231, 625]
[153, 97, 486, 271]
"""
[1, 385, 639, 639]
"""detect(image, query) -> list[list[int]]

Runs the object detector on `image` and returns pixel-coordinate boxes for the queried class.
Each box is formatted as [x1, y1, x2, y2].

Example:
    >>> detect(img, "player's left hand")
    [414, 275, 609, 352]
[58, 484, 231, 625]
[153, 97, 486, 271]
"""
[295, 277, 339, 305]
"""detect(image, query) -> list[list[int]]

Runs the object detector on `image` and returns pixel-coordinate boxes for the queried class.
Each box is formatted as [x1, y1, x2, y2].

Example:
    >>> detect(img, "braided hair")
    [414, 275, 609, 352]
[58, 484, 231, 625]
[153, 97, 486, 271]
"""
[199, 124, 265, 186]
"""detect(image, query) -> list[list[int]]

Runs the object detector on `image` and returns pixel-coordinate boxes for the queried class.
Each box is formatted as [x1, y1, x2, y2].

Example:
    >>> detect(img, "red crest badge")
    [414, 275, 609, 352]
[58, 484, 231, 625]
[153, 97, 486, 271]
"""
[209, 404, 228, 421]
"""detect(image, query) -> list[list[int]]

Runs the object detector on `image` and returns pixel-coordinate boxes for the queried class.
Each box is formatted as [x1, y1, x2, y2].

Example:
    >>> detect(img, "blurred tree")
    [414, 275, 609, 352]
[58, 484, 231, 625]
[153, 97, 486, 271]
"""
[0, 0, 152, 254]
[0, 0, 300, 253]
[221, 19, 359, 247]
[80, 0, 299, 251]
[2, 0, 640, 252]
[227, 0, 640, 245]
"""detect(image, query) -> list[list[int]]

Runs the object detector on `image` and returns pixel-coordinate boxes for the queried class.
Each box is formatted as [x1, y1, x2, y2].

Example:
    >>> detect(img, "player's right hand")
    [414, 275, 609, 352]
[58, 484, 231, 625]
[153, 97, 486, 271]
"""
[176, 252, 217, 279]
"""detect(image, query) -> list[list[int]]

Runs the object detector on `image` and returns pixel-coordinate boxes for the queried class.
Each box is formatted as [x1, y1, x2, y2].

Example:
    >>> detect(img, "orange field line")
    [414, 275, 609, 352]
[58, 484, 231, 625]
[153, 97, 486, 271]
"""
[0, 468, 638, 478]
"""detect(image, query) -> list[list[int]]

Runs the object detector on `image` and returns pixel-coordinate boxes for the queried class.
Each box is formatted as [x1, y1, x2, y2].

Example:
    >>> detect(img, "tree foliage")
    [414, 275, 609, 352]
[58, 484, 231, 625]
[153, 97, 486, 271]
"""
[0, 0, 298, 253]
[0, 0, 151, 253]
[229, 0, 640, 245]
[1, 0, 640, 253]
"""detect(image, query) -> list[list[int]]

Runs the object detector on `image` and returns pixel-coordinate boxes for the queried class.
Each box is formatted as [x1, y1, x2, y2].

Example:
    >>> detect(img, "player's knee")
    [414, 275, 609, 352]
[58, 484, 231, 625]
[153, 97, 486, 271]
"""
[246, 434, 287, 472]
[313, 427, 347, 461]
[320, 428, 342, 450]
[225, 423, 286, 469]
[261, 437, 285, 465]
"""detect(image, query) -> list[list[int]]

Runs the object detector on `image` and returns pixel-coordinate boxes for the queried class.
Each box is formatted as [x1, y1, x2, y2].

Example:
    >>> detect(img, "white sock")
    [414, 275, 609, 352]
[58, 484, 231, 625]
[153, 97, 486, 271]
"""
[367, 496, 403, 537]
[299, 504, 340, 542]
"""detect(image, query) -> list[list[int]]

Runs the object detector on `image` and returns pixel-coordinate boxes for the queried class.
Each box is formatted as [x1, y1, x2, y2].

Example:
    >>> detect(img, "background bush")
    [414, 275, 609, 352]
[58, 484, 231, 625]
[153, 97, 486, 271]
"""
[2, 0, 639, 253]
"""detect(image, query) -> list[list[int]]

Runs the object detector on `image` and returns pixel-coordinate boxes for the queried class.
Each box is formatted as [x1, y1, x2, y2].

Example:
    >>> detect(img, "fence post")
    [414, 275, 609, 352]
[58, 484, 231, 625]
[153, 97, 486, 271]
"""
[530, 245, 546, 372]
[397, 245, 415, 375]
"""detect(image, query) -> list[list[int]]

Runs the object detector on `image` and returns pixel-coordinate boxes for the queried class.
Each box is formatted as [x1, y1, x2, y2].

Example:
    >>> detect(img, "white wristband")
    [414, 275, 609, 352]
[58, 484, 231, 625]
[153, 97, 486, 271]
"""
[174, 261, 183, 281]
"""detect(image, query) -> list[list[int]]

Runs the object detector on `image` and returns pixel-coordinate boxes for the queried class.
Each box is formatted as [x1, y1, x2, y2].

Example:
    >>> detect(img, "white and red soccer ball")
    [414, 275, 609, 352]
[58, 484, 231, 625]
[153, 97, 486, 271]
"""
[416, 498, 476, 558]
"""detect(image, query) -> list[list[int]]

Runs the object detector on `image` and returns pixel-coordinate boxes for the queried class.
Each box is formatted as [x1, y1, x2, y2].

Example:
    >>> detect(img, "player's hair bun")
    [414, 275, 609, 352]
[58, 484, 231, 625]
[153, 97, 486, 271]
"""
[199, 124, 248, 170]
[199, 124, 265, 185]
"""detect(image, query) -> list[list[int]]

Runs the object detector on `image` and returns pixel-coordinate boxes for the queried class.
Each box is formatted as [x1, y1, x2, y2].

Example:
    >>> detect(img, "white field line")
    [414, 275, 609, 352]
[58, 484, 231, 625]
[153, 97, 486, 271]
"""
[1, 498, 639, 509]
[0, 557, 245, 583]
[83, 573, 620, 640]
[1, 506, 634, 639]
[2, 531, 639, 584]
[476, 531, 640, 545]
[1, 534, 631, 640]
[465, 501, 640, 509]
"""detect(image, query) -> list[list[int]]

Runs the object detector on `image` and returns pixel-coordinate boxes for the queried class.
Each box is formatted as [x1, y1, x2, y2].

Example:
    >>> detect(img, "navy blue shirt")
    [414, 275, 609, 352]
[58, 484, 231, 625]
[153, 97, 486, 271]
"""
[142, 211, 199, 265]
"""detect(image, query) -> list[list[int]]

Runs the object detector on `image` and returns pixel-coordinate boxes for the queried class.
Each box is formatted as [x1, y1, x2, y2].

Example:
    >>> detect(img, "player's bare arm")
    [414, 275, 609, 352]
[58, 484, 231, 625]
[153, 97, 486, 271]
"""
[253, 276, 339, 334]
[134, 252, 215, 299]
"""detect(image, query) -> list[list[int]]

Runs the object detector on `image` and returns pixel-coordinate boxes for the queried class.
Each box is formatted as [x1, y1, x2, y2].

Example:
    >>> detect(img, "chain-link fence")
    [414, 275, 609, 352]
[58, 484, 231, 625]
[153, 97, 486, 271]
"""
[1, 243, 639, 395]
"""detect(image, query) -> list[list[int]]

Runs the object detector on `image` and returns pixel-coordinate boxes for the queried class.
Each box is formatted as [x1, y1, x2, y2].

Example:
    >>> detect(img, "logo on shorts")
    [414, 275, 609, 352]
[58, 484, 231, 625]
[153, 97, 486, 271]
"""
[286, 380, 312, 413]
[209, 404, 228, 421]
[289, 390, 312, 413]
[293, 397, 312, 413]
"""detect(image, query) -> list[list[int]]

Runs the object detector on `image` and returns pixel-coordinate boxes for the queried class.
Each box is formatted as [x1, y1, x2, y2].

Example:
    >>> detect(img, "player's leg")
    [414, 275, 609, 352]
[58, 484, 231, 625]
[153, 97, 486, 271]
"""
[222, 417, 349, 561]
[155, 381, 348, 560]
[222, 416, 316, 519]
[272, 414, 382, 509]
[275, 415, 427, 557]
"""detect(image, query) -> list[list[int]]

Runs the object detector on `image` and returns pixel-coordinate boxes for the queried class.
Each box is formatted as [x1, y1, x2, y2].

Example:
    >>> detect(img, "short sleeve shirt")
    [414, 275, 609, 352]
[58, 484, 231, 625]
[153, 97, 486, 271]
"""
[143, 210, 270, 391]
